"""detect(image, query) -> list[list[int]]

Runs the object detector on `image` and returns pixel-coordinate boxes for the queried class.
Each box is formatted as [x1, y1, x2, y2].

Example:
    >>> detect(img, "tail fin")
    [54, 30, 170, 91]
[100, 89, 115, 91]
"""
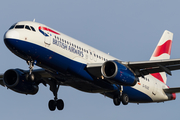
[150, 30, 173, 84]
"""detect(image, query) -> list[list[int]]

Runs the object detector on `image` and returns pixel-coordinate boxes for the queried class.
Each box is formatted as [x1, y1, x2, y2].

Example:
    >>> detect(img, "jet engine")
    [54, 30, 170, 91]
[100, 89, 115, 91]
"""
[101, 60, 137, 86]
[3, 69, 39, 95]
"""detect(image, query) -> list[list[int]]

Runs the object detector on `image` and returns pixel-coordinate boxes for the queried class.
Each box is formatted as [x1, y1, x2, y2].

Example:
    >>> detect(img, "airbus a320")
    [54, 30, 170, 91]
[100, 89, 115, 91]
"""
[1, 21, 180, 111]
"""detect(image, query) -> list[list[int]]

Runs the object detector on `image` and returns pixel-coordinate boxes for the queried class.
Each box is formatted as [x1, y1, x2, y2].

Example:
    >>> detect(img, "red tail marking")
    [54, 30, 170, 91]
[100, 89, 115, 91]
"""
[151, 73, 164, 83]
[153, 40, 172, 57]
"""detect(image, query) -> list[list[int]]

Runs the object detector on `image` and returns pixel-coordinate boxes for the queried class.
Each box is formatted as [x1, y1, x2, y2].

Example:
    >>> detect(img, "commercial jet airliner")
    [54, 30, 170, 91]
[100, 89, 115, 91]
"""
[1, 21, 180, 111]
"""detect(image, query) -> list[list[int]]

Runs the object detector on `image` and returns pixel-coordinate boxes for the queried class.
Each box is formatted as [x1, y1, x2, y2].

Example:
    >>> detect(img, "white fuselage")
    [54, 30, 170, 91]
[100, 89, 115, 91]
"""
[4, 21, 174, 103]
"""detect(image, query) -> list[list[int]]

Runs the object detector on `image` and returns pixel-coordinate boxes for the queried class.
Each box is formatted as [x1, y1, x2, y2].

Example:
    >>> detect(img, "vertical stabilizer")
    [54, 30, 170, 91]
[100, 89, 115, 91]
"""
[150, 30, 173, 84]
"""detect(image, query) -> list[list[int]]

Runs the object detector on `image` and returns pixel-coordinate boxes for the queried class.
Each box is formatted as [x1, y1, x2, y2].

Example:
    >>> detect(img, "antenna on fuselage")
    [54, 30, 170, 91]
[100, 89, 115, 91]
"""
[33, 19, 36, 22]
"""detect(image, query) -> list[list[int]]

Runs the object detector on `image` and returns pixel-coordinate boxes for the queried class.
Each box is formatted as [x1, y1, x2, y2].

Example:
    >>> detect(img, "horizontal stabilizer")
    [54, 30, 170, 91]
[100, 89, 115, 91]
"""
[163, 87, 180, 93]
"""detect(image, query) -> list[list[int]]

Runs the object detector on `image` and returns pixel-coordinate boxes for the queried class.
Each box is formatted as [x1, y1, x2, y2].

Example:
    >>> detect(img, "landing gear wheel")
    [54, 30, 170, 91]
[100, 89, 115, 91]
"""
[113, 96, 121, 106]
[121, 94, 129, 105]
[48, 100, 56, 111]
[48, 79, 64, 111]
[26, 60, 36, 81]
[57, 99, 64, 110]
[26, 73, 35, 81]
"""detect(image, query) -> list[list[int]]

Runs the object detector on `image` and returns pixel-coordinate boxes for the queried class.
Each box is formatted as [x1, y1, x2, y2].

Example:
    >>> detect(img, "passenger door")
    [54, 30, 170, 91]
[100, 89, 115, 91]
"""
[44, 32, 51, 45]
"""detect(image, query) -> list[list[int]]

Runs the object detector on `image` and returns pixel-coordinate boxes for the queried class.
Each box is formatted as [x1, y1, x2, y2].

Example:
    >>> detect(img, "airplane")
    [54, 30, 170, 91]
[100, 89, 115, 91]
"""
[1, 21, 180, 111]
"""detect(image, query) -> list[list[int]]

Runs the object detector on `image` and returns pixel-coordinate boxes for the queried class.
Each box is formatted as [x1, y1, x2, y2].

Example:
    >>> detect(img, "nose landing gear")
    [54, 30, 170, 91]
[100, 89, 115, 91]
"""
[26, 60, 37, 81]
[48, 79, 64, 111]
[26, 60, 64, 111]
[49, 99, 64, 111]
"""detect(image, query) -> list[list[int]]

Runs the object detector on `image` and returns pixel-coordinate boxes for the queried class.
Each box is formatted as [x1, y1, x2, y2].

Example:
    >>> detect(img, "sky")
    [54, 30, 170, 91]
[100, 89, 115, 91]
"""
[0, 0, 180, 119]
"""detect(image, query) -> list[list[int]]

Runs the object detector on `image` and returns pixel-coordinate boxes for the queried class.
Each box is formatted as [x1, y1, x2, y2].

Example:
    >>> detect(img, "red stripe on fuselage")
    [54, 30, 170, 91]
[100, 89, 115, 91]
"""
[153, 40, 172, 57]
[39, 26, 60, 35]
[151, 73, 164, 83]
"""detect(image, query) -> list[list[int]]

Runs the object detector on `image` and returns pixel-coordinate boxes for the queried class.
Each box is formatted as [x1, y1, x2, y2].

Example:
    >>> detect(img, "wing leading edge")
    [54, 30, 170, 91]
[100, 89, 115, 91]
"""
[122, 58, 180, 77]
[86, 58, 180, 78]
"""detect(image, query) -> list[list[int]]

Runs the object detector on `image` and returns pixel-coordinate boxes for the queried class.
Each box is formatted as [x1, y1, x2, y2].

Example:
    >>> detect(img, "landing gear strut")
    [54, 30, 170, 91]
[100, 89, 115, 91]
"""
[48, 79, 64, 111]
[113, 85, 129, 106]
[26, 60, 37, 81]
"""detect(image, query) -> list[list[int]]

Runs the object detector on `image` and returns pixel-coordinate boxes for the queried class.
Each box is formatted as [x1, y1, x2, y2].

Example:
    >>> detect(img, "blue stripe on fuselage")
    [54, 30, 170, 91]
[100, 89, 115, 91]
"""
[123, 86, 152, 102]
[4, 38, 153, 103]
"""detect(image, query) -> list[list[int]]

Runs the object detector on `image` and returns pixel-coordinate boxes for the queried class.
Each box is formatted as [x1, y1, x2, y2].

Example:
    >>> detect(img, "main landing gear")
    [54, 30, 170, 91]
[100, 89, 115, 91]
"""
[48, 79, 64, 111]
[113, 86, 129, 106]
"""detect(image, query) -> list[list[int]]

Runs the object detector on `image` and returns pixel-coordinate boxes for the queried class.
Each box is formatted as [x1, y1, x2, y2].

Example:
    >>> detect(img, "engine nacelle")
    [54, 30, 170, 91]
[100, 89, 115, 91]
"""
[101, 60, 137, 86]
[3, 69, 39, 95]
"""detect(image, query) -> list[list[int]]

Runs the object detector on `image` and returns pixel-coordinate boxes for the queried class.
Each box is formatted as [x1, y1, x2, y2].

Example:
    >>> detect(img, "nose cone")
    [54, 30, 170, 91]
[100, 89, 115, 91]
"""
[4, 30, 20, 50]
[4, 30, 19, 40]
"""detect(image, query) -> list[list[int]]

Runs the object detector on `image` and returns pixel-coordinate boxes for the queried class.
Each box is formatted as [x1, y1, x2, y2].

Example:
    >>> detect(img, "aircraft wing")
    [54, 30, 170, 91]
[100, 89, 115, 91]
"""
[86, 63, 103, 77]
[86, 58, 180, 78]
[0, 75, 4, 86]
[122, 58, 180, 76]
[0, 69, 53, 87]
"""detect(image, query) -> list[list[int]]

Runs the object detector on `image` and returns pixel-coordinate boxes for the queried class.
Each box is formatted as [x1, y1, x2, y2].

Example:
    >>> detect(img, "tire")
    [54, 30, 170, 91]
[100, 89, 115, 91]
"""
[48, 100, 56, 111]
[121, 94, 129, 105]
[113, 97, 121, 106]
[26, 73, 35, 81]
[57, 99, 64, 110]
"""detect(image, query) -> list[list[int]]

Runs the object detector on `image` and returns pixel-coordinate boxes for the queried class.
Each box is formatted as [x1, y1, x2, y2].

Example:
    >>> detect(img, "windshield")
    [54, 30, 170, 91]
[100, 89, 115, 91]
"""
[9, 23, 17, 30]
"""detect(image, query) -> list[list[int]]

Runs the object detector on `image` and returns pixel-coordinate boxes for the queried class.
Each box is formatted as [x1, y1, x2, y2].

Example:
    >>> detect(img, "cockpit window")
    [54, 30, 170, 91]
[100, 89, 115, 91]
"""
[25, 25, 31, 31]
[15, 25, 25, 29]
[30, 26, 36, 32]
[9, 23, 17, 30]
[9, 23, 36, 32]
